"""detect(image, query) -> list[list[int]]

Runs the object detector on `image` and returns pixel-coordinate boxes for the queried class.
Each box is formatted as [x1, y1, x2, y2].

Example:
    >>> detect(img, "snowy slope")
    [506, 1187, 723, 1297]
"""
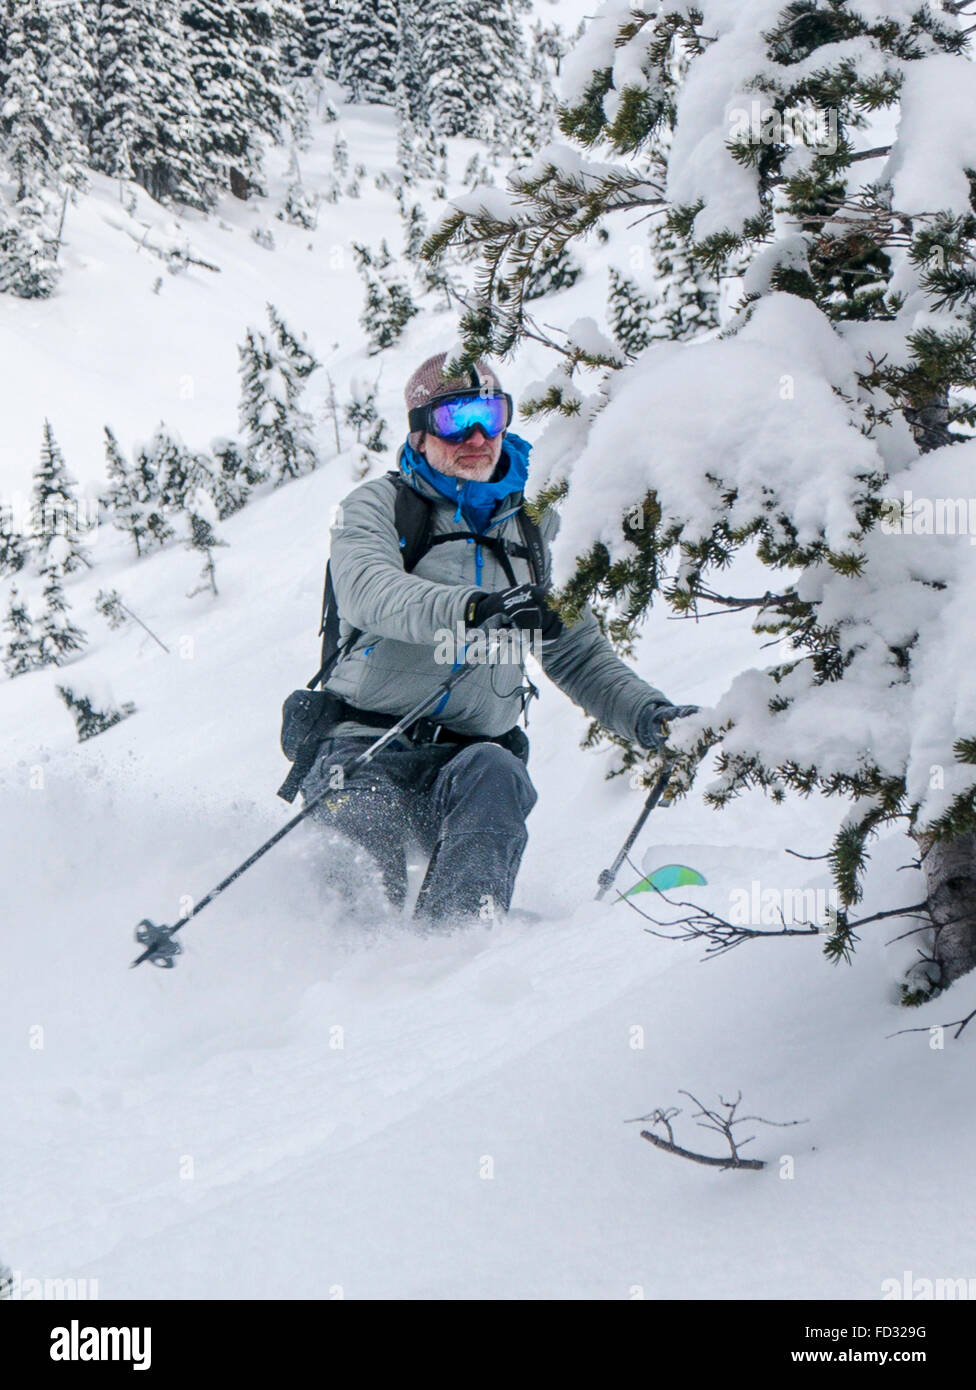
[2, 95, 974, 1302]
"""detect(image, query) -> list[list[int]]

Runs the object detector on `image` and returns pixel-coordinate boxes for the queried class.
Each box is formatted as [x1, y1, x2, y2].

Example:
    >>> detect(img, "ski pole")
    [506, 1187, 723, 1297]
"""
[131, 658, 477, 968]
[595, 760, 674, 902]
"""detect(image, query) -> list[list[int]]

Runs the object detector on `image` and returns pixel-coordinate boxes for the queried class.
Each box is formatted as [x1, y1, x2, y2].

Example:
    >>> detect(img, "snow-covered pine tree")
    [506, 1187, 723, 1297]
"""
[238, 304, 319, 484]
[399, 196, 454, 308]
[344, 376, 386, 447]
[522, 242, 581, 301]
[181, 0, 296, 198]
[210, 437, 253, 517]
[0, 504, 28, 574]
[132, 434, 176, 550]
[239, 0, 305, 169]
[423, 0, 531, 144]
[184, 486, 227, 597]
[90, 0, 150, 189]
[396, 115, 438, 187]
[607, 267, 654, 357]
[431, 1, 976, 993]
[353, 240, 418, 354]
[2, 584, 41, 677]
[335, 0, 397, 104]
[56, 680, 136, 740]
[1, 0, 88, 198]
[102, 425, 151, 558]
[52, 0, 98, 160]
[0, 194, 59, 297]
[279, 147, 319, 226]
[300, 0, 342, 79]
[37, 559, 86, 665]
[95, 586, 170, 651]
[145, 424, 194, 510]
[644, 157, 720, 344]
[392, 0, 424, 125]
[94, 587, 128, 630]
[0, 0, 89, 297]
[139, 0, 212, 208]
[31, 421, 88, 573]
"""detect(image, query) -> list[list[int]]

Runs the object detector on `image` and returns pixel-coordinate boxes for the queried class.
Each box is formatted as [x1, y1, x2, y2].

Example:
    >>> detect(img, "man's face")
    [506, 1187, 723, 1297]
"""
[421, 425, 503, 482]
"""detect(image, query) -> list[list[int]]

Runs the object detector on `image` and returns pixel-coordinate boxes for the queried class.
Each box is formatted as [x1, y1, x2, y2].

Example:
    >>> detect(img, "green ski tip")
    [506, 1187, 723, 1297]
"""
[617, 863, 707, 900]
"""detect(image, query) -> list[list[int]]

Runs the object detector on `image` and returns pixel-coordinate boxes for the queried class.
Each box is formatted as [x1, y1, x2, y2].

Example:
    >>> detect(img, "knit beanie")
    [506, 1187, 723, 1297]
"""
[404, 352, 505, 451]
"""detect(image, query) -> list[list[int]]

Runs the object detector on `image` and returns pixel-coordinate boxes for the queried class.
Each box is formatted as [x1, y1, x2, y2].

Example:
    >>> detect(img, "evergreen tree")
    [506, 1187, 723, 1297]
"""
[353, 240, 418, 355]
[149, 424, 194, 510]
[279, 147, 319, 227]
[91, 0, 148, 187]
[431, 1, 976, 992]
[102, 426, 151, 558]
[184, 486, 227, 596]
[182, 0, 297, 198]
[56, 682, 136, 740]
[210, 437, 253, 518]
[94, 587, 128, 630]
[300, 1, 342, 78]
[344, 376, 385, 446]
[132, 435, 176, 550]
[55, 0, 99, 157]
[392, 0, 424, 125]
[399, 196, 454, 307]
[31, 421, 88, 573]
[37, 559, 86, 665]
[522, 242, 581, 301]
[92, 0, 211, 207]
[607, 267, 653, 357]
[0, 0, 89, 297]
[2, 584, 41, 677]
[423, 0, 531, 143]
[646, 207, 719, 343]
[0, 517, 28, 576]
[395, 114, 437, 185]
[336, 0, 397, 105]
[143, 0, 211, 207]
[1, 0, 88, 198]
[0, 197, 59, 297]
[95, 586, 170, 651]
[238, 304, 319, 484]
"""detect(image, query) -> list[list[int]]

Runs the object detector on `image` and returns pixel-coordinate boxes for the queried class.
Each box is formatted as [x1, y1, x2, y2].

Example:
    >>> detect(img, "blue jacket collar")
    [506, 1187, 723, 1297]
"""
[398, 433, 531, 534]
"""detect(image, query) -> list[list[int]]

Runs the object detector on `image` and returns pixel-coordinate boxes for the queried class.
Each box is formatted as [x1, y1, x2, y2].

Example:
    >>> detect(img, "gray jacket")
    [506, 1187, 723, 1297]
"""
[323, 456, 668, 742]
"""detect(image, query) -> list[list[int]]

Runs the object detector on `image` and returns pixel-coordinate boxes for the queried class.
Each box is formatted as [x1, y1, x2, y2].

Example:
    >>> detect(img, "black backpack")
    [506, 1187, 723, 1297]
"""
[277, 470, 547, 802]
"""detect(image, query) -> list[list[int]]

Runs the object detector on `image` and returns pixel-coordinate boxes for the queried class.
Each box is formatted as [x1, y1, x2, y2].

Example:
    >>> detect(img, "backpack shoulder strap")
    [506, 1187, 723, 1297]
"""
[515, 506, 549, 588]
[307, 473, 435, 688]
[390, 470, 436, 573]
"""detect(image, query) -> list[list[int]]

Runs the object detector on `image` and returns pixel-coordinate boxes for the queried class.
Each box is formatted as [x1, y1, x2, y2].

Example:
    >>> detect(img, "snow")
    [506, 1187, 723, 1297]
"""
[535, 293, 878, 573]
[884, 54, 976, 219]
[3, 19, 976, 1304]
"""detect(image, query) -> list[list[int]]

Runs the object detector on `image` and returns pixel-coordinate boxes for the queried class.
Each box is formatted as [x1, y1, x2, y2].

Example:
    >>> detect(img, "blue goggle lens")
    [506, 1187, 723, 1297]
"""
[428, 393, 511, 442]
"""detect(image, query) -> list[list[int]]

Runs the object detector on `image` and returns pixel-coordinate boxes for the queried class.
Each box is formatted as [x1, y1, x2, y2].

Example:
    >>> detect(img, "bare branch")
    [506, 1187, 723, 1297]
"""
[635, 1089, 807, 1171]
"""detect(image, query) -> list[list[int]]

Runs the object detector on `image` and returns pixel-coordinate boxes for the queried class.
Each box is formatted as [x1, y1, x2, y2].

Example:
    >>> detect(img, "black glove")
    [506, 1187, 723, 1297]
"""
[635, 701, 700, 752]
[466, 584, 564, 643]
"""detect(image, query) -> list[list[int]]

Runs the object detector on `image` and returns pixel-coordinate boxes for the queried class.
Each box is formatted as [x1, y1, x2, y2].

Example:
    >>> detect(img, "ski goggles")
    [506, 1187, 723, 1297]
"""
[408, 390, 513, 444]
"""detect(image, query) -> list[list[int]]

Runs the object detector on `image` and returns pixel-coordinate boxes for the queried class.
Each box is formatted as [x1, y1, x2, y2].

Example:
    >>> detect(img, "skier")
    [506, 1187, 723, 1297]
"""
[299, 352, 698, 926]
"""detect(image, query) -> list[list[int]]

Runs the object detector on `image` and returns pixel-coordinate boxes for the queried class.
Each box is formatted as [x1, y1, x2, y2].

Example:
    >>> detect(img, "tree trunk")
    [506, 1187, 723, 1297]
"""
[904, 386, 976, 986]
[915, 831, 976, 988]
[229, 167, 250, 201]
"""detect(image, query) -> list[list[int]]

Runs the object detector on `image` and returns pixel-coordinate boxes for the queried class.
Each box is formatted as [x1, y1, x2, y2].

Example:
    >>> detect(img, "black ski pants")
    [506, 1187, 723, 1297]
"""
[301, 735, 538, 923]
